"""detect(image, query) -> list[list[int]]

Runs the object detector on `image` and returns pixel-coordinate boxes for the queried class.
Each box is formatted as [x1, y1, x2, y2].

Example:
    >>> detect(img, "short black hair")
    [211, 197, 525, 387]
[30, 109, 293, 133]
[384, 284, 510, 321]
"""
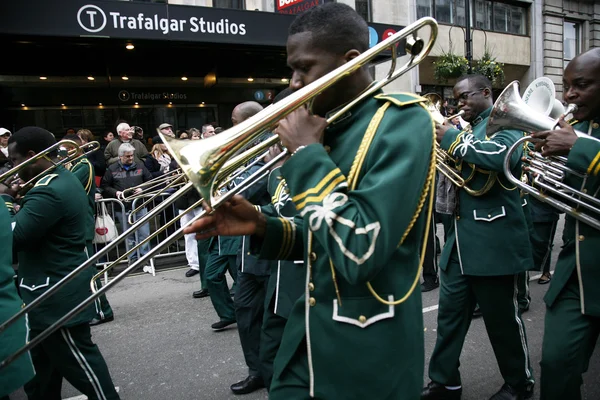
[8, 126, 56, 156]
[289, 3, 369, 55]
[273, 87, 294, 104]
[456, 74, 492, 91]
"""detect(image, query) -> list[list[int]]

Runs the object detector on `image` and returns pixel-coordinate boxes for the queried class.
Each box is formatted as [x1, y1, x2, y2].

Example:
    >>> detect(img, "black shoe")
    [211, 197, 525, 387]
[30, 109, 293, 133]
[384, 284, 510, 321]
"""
[230, 375, 265, 394]
[422, 280, 439, 292]
[489, 383, 534, 400]
[421, 381, 462, 399]
[473, 305, 482, 319]
[89, 315, 114, 326]
[192, 289, 209, 299]
[185, 268, 199, 277]
[211, 319, 236, 331]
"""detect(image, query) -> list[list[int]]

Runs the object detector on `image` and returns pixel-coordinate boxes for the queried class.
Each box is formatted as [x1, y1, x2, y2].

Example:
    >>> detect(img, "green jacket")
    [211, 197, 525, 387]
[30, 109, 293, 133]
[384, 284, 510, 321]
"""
[6, 166, 95, 329]
[438, 107, 533, 275]
[69, 157, 96, 243]
[261, 167, 305, 318]
[544, 120, 600, 316]
[257, 93, 433, 399]
[0, 200, 35, 396]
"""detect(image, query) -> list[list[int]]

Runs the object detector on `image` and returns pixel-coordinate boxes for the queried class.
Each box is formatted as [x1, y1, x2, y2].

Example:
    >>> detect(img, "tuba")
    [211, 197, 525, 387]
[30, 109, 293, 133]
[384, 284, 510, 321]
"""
[492, 80, 600, 230]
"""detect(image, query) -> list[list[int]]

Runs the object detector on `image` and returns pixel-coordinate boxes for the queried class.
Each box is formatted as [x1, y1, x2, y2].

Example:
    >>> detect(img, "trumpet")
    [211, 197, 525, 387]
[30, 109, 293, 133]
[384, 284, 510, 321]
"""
[423, 93, 494, 196]
[494, 80, 600, 230]
[0, 140, 100, 195]
[0, 16, 439, 369]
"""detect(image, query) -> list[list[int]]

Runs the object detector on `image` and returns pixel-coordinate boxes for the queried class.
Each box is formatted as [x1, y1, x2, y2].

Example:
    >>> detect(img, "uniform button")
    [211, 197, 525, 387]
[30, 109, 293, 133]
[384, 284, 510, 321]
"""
[487, 214, 491, 218]
[358, 315, 367, 324]
[582, 188, 588, 194]
[593, 122, 599, 129]
[276, 175, 283, 180]
[308, 282, 315, 291]
[579, 235, 585, 241]
[247, 252, 251, 255]
[456, 215, 461, 220]
[324, 145, 331, 153]
[31, 285, 35, 289]
[309, 252, 317, 262]
[284, 188, 290, 194]
[309, 297, 316, 306]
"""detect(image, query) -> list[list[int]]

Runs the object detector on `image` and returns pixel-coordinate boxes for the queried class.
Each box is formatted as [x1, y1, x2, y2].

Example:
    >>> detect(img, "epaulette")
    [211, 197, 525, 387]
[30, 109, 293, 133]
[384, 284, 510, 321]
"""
[34, 173, 59, 187]
[374, 92, 427, 107]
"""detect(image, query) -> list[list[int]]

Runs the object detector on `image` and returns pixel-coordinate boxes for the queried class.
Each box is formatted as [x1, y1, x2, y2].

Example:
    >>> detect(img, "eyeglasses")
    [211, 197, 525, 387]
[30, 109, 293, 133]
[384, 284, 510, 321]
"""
[456, 89, 484, 102]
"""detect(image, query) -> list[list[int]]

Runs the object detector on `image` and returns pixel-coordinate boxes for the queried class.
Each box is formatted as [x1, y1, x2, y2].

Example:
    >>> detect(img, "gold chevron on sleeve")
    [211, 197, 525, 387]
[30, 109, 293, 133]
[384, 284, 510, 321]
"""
[587, 151, 600, 176]
[447, 132, 464, 156]
[291, 168, 344, 203]
[295, 175, 347, 211]
[276, 217, 291, 259]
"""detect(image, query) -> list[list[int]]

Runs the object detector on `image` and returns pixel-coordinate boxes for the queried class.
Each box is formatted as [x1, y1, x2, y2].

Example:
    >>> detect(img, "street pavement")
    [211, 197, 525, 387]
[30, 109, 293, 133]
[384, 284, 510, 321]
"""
[9, 219, 600, 400]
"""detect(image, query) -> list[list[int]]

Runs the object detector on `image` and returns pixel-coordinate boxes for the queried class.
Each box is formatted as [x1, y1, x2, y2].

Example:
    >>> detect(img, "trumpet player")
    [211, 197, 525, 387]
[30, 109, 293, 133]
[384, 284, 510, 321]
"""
[530, 48, 600, 400]
[0, 127, 119, 400]
[422, 74, 535, 400]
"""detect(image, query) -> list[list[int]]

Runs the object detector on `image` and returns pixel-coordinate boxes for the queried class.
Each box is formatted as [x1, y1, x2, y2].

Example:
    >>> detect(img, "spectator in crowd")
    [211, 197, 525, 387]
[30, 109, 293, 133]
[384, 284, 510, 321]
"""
[145, 136, 178, 178]
[0, 128, 11, 169]
[104, 122, 149, 166]
[157, 123, 176, 138]
[189, 128, 201, 140]
[77, 128, 106, 178]
[201, 124, 216, 139]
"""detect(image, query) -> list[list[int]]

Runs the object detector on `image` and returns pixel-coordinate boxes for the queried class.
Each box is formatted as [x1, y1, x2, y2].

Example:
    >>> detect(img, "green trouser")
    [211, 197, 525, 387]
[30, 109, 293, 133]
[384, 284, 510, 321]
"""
[270, 339, 311, 400]
[517, 271, 531, 311]
[197, 238, 210, 291]
[540, 274, 600, 400]
[87, 242, 113, 321]
[531, 220, 558, 274]
[205, 247, 237, 322]
[24, 324, 120, 400]
[234, 272, 269, 378]
[429, 252, 534, 390]
[260, 295, 289, 391]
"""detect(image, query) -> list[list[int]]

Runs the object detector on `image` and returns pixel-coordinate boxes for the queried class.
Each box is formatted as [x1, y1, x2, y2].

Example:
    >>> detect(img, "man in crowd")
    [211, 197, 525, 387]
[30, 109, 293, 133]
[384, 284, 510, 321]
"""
[105, 122, 148, 166]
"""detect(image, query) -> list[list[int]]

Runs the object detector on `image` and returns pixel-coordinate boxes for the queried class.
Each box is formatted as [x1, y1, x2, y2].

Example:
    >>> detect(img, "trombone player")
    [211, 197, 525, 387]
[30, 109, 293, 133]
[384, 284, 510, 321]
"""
[422, 74, 535, 400]
[0, 127, 119, 400]
[530, 48, 600, 400]
[185, 3, 435, 398]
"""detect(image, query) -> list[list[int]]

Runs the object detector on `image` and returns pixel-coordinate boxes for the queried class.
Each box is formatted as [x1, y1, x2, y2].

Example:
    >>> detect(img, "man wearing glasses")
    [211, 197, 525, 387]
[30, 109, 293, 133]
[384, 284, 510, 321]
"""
[422, 74, 535, 400]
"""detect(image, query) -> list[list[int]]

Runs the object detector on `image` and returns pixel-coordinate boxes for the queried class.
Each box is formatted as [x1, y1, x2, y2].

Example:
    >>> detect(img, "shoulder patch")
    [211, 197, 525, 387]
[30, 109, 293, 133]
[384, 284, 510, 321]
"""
[34, 174, 59, 187]
[374, 92, 427, 107]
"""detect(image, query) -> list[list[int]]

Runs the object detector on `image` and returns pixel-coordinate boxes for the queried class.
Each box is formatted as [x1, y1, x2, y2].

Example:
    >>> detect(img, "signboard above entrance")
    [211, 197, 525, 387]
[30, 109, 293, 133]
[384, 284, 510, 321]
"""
[275, 0, 333, 15]
[0, 0, 403, 51]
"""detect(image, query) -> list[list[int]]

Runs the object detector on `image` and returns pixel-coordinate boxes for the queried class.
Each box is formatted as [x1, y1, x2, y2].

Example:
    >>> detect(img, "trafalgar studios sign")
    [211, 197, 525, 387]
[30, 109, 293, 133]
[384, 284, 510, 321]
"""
[0, 0, 403, 49]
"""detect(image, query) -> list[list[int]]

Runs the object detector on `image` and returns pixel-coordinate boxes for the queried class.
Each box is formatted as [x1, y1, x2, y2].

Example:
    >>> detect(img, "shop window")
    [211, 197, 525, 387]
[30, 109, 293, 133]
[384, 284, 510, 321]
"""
[564, 20, 580, 69]
[416, 0, 432, 19]
[213, 0, 245, 9]
[473, 0, 491, 30]
[493, 2, 526, 35]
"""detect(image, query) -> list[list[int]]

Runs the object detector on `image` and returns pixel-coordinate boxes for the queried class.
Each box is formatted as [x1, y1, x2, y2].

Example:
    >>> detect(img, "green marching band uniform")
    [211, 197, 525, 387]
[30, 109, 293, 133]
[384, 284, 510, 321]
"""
[540, 120, 600, 399]
[255, 92, 435, 399]
[0, 200, 35, 398]
[68, 156, 114, 322]
[257, 166, 305, 390]
[3, 165, 119, 400]
[429, 107, 535, 391]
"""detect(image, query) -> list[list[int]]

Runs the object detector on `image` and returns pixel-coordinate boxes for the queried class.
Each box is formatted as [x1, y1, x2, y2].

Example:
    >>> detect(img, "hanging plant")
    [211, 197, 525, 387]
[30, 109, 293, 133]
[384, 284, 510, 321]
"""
[473, 50, 505, 86]
[433, 50, 470, 84]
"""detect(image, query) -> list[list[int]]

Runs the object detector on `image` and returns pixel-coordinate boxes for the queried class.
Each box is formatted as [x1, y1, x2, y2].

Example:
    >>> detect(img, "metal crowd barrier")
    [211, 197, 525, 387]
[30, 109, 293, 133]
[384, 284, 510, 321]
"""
[92, 194, 187, 281]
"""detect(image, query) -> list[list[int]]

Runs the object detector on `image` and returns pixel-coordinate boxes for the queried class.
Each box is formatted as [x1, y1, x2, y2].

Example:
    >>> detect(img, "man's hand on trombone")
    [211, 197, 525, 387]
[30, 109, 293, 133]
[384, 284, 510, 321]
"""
[275, 107, 327, 153]
[184, 195, 267, 240]
[531, 117, 578, 157]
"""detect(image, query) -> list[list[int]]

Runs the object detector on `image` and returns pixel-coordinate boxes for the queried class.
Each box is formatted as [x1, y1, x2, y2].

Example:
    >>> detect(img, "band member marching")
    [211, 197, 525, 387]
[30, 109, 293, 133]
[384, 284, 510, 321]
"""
[0, 127, 119, 400]
[422, 74, 535, 400]
[530, 47, 600, 400]
[185, 4, 435, 399]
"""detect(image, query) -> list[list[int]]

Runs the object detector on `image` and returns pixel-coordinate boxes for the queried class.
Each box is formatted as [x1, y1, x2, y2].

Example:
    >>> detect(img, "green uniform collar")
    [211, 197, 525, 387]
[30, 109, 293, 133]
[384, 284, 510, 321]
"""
[471, 107, 492, 127]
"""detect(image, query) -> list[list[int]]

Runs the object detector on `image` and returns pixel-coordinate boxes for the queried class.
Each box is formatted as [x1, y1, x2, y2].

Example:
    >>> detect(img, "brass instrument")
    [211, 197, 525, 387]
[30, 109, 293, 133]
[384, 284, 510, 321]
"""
[493, 80, 600, 230]
[0, 16, 439, 369]
[422, 93, 495, 196]
[0, 140, 100, 195]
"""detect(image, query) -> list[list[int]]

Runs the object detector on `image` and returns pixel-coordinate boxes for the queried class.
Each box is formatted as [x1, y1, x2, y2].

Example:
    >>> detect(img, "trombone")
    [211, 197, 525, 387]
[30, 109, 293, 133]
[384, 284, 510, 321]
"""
[0, 140, 100, 194]
[494, 80, 600, 230]
[0, 16, 439, 369]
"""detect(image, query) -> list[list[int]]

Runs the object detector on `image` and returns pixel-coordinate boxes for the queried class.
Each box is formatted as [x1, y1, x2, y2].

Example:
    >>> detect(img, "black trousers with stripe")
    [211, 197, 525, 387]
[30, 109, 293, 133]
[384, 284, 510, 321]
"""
[24, 323, 119, 400]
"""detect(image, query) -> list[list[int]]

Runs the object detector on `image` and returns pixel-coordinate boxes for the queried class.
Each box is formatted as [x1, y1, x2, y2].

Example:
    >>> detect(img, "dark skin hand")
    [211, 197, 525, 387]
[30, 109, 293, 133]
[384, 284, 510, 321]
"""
[531, 117, 578, 157]
[184, 195, 266, 240]
[275, 107, 328, 154]
[435, 121, 453, 143]
[263, 143, 290, 170]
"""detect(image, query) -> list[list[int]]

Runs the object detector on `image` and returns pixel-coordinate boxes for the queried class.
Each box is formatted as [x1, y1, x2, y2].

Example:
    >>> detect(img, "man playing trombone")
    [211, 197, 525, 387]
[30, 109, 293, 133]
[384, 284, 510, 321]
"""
[0, 127, 119, 400]
[529, 48, 600, 400]
[184, 3, 435, 398]
[422, 74, 535, 400]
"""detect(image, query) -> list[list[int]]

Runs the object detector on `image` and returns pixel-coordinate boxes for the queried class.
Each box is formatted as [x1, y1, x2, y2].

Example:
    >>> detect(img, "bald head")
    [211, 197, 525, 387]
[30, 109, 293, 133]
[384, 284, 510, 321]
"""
[232, 101, 264, 126]
[564, 47, 600, 121]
